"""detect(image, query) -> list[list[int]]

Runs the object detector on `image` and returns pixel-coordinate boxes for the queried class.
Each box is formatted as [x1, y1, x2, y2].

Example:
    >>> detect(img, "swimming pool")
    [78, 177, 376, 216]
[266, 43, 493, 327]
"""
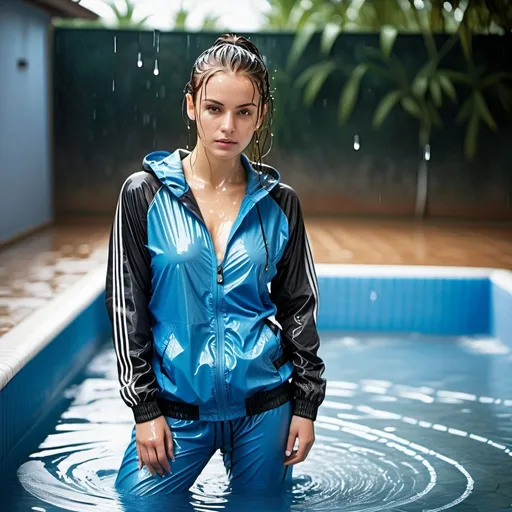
[1, 264, 511, 511]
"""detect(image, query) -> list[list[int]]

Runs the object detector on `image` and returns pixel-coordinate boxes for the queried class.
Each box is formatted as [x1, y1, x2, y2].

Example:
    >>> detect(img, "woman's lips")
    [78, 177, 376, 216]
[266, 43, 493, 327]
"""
[215, 140, 237, 149]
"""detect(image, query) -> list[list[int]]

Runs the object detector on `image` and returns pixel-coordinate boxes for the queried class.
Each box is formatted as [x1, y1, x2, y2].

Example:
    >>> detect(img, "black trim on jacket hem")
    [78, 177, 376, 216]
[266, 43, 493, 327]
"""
[149, 381, 293, 421]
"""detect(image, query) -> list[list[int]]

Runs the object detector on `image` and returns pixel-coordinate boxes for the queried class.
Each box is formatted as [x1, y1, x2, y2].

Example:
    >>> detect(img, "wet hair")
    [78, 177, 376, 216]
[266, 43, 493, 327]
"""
[182, 33, 274, 166]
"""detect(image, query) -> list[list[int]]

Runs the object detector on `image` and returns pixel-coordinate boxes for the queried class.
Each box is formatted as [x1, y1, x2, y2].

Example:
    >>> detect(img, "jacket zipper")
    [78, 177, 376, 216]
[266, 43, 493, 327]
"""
[214, 263, 226, 417]
[181, 191, 266, 418]
[217, 265, 224, 285]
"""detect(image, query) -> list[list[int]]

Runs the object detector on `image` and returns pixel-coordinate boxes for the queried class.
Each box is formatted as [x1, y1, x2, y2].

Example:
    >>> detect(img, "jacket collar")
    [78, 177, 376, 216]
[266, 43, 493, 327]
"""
[142, 148, 280, 199]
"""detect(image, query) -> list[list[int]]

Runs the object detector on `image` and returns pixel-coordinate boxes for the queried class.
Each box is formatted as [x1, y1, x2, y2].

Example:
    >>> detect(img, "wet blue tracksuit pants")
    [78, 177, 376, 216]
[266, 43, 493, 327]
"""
[115, 401, 293, 495]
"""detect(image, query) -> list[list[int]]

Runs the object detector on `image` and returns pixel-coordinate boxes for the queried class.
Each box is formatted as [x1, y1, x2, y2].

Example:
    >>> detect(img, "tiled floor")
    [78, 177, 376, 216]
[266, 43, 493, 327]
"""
[0, 218, 110, 337]
[1, 216, 511, 337]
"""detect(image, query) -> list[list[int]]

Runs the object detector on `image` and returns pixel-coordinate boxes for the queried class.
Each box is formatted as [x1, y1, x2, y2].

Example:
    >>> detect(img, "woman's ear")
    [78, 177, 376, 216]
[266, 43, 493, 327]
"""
[256, 103, 268, 130]
[185, 93, 196, 121]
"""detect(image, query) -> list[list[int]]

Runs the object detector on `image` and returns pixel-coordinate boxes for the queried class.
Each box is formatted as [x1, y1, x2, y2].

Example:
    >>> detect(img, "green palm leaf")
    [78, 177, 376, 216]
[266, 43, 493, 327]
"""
[373, 90, 402, 127]
[339, 63, 368, 123]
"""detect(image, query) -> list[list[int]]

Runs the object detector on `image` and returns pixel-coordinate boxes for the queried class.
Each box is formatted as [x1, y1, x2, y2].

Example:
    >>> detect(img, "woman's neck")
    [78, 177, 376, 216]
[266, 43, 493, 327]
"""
[183, 143, 246, 190]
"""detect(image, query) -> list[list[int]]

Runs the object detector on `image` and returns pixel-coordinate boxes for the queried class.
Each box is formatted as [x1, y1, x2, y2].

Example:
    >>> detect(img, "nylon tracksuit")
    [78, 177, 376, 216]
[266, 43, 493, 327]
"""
[105, 148, 326, 495]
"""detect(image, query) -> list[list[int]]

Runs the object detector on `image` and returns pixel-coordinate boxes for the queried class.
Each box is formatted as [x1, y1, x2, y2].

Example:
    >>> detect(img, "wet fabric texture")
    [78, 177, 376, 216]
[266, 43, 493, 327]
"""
[115, 401, 293, 496]
[104, 148, 326, 423]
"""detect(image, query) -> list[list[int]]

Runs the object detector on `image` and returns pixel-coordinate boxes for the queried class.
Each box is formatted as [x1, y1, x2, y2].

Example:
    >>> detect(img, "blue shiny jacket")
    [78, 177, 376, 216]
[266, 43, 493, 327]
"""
[105, 149, 326, 423]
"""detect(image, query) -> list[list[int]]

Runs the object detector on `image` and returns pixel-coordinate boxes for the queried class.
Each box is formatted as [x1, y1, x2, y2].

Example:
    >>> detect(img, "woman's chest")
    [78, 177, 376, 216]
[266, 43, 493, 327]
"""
[147, 188, 282, 273]
[192, 185, 246, 264]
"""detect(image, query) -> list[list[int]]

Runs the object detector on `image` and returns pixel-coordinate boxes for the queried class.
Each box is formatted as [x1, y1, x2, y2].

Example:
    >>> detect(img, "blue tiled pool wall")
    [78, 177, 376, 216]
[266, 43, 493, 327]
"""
[491, 280, 512, 350]
[316, 276, 491, 336]
[0, 294, 110, 474]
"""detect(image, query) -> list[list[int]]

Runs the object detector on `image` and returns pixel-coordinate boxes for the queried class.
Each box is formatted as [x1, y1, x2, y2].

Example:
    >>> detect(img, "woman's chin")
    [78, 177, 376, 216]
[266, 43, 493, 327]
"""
[209, 144, 243, 159]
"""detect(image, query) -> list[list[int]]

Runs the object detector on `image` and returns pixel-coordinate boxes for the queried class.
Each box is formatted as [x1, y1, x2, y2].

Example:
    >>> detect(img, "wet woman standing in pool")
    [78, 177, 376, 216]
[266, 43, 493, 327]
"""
[105, 33, 326, 495]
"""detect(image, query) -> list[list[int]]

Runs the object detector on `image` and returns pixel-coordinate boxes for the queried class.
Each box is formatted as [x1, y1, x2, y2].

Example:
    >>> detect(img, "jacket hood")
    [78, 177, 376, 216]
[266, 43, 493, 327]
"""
[142, 148, 280, 199]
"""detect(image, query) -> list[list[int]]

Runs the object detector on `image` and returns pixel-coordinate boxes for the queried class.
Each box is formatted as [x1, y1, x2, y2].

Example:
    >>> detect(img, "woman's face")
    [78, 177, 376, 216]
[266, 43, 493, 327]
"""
[186, 72, 266, 159]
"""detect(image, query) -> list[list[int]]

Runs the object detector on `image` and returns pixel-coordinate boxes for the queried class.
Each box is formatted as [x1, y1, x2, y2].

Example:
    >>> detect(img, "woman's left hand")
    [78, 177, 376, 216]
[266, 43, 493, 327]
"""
[284, 415, 315, 466]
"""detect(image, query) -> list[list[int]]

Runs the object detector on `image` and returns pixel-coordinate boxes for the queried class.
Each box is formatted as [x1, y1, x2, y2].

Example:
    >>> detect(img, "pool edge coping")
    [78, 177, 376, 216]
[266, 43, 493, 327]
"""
[0, 265, 106, 391]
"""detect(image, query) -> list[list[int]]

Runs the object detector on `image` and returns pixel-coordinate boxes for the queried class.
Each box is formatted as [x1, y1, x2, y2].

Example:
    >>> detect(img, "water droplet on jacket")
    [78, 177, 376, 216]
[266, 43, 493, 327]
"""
[353, 134, 360, 151]
[154, 60, 159, 76]
[137, 52, 143, 68]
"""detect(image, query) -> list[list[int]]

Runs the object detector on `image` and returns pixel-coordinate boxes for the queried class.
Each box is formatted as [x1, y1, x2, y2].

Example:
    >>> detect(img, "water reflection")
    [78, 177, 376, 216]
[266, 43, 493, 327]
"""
[11, 334, 512, 511]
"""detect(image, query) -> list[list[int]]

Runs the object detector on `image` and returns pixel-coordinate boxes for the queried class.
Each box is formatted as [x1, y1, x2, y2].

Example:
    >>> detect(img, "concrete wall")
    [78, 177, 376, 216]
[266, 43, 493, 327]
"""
[0, 0, 52, 244]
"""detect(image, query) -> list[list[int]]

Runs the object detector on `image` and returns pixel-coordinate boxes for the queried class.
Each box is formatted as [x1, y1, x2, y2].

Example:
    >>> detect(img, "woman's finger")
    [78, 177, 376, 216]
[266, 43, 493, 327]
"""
[147, 445, 164, 477]
[285, 435, 315, 466]
[285, 429, 296, 457]
[165, 425, 175, 462]
[141, 445, 156, 476]
[156, 442, 171, 474]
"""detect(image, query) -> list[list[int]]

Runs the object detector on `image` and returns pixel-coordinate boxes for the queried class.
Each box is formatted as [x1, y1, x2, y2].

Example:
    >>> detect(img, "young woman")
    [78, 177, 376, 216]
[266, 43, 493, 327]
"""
[105, 33, 326, 496]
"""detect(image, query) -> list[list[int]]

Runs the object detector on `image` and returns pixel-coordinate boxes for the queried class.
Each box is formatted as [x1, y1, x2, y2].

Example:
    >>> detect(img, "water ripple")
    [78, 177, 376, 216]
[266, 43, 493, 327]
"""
[16, 345, 512, 511]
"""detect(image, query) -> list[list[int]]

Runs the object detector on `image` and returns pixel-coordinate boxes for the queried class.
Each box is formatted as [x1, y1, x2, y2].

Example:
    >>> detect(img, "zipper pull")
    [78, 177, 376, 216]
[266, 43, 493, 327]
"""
[217, 265, 224, 285]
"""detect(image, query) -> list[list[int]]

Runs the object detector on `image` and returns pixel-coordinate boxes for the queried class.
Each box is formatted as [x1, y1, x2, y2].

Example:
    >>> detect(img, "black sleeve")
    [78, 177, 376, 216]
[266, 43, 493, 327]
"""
[105, 171, 163, 424]
[270, 184, 326, 421]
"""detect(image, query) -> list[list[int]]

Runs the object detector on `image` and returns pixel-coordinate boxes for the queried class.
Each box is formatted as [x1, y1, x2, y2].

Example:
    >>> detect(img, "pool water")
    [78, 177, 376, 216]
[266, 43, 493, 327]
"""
[2, 332, 512, 512]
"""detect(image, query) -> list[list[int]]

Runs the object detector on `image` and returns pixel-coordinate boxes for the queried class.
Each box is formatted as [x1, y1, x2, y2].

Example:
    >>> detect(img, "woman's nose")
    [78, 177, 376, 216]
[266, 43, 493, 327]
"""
[221, 113, 235, 133]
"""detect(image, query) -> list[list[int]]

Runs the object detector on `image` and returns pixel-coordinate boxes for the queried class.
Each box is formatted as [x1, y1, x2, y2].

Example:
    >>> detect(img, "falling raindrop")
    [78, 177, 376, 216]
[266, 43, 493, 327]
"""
[424, 144, 431, 161]
[155, 30, 160, 53]
[113, 36, 117, 54]
[92, 109, 96, 120]
[112, 79, 115, 92]
[323, 98, 327, 108]
[137, 52, 143, 68]
[353, 134, 360, 151]
[153, 59, 159, 76]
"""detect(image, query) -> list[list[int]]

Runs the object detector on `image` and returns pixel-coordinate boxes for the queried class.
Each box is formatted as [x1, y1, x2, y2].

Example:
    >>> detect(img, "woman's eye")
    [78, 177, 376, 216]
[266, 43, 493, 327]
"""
[207, 106, 220, 113]
[239, 109, 251, 116]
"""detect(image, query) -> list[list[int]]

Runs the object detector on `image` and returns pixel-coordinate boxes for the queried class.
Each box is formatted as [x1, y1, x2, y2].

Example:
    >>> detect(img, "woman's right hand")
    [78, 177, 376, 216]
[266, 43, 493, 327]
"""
[135, 415, 174, 477]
